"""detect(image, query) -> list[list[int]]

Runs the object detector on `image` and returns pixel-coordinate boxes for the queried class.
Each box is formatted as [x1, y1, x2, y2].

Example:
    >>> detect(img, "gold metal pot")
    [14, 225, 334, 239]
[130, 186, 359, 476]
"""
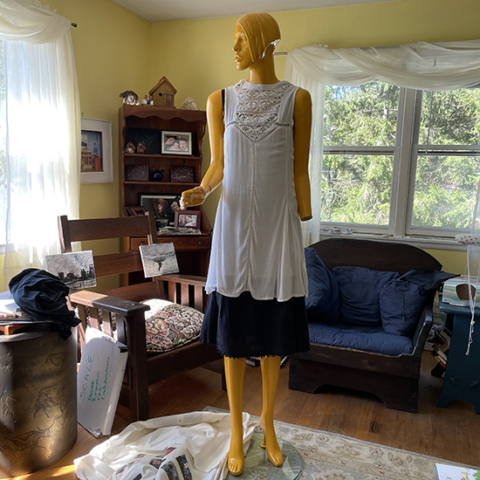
[0, 325, 77, 477]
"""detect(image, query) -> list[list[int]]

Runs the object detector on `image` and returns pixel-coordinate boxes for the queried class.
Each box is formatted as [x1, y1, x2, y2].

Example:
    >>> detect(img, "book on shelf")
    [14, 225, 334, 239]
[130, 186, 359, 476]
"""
[436, 463, 479, 480]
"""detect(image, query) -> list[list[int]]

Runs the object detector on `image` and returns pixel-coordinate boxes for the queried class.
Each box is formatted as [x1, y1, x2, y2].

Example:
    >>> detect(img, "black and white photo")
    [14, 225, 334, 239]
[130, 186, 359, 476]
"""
[139, 243, 179, 277]
[45, 251, 96, 289]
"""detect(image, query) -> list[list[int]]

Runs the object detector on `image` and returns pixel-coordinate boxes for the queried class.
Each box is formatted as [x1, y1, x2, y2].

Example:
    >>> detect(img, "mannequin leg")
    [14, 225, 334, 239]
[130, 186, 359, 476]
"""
[224, 356, 246, 476]
[260, 356, 283, 466]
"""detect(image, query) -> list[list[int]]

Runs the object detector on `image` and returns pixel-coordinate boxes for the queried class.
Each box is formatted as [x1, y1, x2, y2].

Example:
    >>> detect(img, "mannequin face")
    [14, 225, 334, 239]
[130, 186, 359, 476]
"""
[233, 23, 252, 71]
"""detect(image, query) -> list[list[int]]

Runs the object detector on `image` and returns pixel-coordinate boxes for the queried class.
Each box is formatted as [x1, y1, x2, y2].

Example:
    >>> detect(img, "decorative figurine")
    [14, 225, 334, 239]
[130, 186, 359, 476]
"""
[141, 95, 148, 105]
[148, 95, 154, 105]
[124, 141, 135, 153]
[151, 168, 165, 182]
[149, 77, 177, 108]
[119, 90, 140, 105]
[136, 142, 146, 154]
[180, 97, 199, 110]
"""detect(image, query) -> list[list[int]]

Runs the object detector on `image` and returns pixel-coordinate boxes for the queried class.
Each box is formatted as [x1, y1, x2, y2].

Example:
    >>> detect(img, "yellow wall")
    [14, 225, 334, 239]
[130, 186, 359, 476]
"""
[150, 0, 479, 273]
[48, 0, 151, 221]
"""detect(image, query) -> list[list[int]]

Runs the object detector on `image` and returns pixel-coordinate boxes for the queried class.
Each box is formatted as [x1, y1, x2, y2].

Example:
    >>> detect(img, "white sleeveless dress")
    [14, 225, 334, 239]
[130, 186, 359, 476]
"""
[205, 79, 308, 302]
[200, 80, 310, 358]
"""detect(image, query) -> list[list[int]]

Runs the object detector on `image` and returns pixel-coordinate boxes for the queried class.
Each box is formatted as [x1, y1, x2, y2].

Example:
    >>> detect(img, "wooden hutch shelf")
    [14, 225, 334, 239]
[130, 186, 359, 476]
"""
[119, 104, 211, 280]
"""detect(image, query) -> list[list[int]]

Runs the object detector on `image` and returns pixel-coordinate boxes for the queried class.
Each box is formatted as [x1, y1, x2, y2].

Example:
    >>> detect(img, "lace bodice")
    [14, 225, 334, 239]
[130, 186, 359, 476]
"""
[231, 80, 292, 142]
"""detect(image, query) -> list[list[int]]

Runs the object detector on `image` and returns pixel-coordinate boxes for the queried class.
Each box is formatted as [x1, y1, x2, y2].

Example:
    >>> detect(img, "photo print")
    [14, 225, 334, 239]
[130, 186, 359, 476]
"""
[139, 243, 180, 277]
[81, 130, 103, 173]
[45, 251, 96, 289]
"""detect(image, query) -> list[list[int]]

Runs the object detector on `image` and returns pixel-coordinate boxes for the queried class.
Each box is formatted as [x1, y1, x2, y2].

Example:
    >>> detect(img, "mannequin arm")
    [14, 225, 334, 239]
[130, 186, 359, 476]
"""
[293, 88, 313, 221]
[182, 90, 225, 207]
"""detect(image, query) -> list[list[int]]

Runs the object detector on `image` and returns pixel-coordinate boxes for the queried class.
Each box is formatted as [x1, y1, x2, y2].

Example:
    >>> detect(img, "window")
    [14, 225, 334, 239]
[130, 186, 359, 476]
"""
[322, 82, 480, 242]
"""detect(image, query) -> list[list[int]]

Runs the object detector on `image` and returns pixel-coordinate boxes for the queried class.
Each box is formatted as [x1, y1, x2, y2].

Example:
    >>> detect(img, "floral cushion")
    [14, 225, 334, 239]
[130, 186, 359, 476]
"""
[142, 299, 204, 353]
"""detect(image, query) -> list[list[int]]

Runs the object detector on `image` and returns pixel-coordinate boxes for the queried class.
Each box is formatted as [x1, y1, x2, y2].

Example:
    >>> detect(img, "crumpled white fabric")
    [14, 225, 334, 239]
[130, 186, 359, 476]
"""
[75, 411, 255, 480]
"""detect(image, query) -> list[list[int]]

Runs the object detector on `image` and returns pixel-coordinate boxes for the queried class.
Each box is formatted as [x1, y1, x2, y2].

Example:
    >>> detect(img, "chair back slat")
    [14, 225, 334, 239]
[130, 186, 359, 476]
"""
[58, 214, 157, 252]
[93, 251, 144, 278]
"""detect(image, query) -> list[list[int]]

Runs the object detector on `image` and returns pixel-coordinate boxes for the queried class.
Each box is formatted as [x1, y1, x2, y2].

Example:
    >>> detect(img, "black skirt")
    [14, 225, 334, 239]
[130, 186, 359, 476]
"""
[199, 290, 310, 358]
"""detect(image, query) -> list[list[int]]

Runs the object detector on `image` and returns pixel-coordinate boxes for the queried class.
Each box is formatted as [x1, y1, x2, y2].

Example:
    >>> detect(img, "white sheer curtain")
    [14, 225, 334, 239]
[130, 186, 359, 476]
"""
[284, 39, 480, 244]
[0, 0, 80, 288]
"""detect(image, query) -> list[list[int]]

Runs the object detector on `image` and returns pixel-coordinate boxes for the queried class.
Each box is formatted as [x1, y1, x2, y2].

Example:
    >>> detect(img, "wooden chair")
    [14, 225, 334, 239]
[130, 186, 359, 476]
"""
[289, 238, 442, 412]
[58, 214, 222, 422]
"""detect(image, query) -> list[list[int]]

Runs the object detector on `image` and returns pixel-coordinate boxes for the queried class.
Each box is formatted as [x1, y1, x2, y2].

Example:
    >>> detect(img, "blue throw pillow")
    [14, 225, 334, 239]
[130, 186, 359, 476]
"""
[304, 247, 340, 324]
[380, 278, 427, 336]
[333, 266, 399, 326]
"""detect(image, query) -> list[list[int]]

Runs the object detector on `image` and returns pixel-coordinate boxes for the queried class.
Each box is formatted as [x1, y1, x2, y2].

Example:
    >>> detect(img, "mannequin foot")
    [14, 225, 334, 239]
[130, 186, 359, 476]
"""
[228, 436, 245, 476]
[260, 414, 283, 467]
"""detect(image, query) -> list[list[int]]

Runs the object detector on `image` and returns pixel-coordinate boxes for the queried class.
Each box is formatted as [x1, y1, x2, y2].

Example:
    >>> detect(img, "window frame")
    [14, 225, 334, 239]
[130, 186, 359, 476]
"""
[322, 85, 478, 248]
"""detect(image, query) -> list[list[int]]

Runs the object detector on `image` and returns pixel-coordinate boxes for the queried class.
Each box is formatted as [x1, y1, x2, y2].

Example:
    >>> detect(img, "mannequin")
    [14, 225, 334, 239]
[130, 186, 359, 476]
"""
[182, 12, 312, 476]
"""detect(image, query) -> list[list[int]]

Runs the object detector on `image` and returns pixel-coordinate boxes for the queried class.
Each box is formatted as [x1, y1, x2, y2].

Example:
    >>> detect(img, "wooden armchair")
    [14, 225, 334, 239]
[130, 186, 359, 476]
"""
[289, 238, 442, 412]
[58, 214, 222, 422]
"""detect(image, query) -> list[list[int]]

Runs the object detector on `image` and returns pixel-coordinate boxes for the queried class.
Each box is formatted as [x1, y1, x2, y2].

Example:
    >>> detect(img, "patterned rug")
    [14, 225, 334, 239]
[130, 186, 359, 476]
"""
[206, 408, 477, 480]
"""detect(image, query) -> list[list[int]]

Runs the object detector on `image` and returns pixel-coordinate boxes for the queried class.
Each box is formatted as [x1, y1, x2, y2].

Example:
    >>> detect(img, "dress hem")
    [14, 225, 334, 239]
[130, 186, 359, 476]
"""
[204, 286, 308, 303]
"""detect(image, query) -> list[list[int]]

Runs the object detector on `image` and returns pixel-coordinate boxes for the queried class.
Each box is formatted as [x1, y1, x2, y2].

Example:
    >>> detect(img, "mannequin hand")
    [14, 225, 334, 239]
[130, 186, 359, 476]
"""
[181, 186, 208, 208]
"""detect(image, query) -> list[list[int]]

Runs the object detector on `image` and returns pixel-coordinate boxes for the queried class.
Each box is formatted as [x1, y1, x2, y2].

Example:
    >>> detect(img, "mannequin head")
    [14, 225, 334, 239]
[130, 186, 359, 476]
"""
[234, 12, 281, 66]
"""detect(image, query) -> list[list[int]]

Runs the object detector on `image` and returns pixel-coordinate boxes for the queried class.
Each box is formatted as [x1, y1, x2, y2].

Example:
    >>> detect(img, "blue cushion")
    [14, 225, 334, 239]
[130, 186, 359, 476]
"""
[380, 279, 426, 336]
[304, 247, 340, 325]
[333, 266, 399, 326]
[308, 322, 413, 356]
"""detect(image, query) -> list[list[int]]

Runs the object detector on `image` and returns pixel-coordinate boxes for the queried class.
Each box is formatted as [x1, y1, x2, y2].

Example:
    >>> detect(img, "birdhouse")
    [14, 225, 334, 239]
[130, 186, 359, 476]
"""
[149, 77, 177, 108]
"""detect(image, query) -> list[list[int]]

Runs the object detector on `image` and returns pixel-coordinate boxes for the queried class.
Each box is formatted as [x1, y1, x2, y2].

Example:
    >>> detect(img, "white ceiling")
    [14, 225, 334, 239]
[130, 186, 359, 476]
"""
[111, 0, 402, 22]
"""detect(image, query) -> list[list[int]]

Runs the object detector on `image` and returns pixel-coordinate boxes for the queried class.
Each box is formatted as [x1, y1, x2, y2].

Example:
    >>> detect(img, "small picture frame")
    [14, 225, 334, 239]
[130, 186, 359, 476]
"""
[161, 131, 192, 155]
[171, 166, 194, 183]
[174, 210, 202, 229]
[139, 193, 182, 223]
[127, 206, 147, 216]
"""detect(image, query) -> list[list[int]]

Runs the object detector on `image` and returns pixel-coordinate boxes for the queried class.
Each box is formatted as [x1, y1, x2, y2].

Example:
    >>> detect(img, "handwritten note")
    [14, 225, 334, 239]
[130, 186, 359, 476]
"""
[77, 327, 127, 437]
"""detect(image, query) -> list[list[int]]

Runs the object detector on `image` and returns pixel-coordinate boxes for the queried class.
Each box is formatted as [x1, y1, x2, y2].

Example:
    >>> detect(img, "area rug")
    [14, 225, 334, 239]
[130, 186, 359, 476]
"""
[205, 407, 476, 480]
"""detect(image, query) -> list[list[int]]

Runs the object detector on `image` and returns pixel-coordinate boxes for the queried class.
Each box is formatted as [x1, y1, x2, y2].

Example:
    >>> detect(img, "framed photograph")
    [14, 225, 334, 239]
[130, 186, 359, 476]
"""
[45, 251, 96, 289]
[171, 166, 194, 183]
[126, 206, 146, 216]
[161, 131, 192, 155]
[174, 210, 202, 229]
[139, 243, 180, 277]
[81, 118, 113, 184]
[139, 193, 182, 223]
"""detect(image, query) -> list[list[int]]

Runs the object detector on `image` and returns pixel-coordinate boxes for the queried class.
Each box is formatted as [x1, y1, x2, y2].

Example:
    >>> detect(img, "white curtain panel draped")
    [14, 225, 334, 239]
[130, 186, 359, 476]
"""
[284, 39, 480, 244]
[0, 0, 80, 287]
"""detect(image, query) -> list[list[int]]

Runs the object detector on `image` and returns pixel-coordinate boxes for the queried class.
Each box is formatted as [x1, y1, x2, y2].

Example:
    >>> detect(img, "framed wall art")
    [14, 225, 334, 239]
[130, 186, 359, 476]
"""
[161, 131, 192, 155]
[81, 118, 113, 184]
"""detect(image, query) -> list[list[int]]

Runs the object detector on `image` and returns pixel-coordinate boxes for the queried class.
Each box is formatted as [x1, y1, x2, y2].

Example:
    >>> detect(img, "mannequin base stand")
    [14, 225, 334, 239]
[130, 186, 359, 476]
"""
[227, 430, 303, 480]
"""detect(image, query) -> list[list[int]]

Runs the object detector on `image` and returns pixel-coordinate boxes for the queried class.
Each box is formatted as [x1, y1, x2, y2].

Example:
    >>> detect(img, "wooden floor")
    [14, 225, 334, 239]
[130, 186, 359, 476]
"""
[4, 352, 480, 479]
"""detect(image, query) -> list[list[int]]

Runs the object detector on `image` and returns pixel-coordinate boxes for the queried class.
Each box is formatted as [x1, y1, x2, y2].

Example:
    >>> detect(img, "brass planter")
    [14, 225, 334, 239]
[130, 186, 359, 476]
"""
[0, 325, 77, 477]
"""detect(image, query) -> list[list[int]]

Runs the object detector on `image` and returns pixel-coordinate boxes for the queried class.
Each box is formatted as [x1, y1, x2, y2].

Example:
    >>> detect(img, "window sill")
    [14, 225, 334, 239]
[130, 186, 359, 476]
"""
[318, 232, 467, 251]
